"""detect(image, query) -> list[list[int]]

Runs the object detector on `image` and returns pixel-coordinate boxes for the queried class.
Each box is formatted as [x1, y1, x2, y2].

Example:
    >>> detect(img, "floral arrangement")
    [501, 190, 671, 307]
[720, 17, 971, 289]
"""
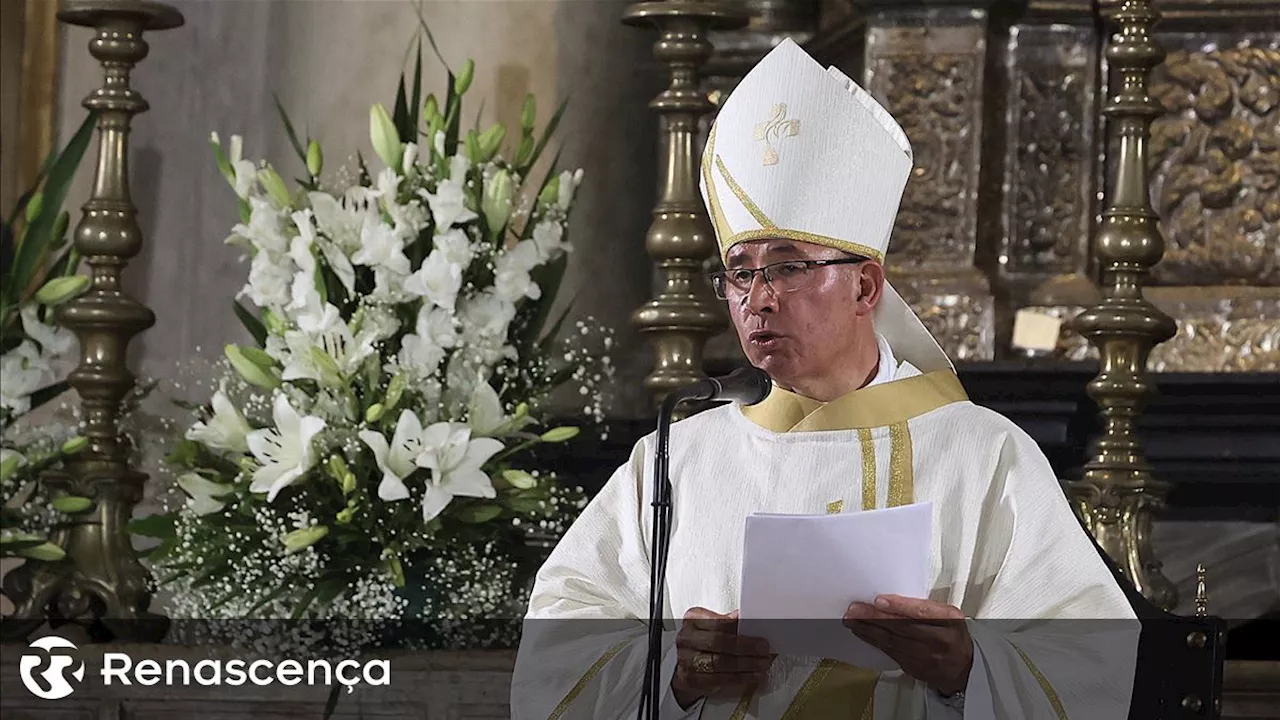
[131, 41, 611, 655]
[0, 113, 98, 568]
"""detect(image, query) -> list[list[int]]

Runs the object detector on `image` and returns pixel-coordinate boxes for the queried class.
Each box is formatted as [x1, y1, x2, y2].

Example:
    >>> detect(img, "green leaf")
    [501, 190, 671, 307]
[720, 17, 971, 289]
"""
[456, 503, 503, 523]
[25, 380, 69, 414]
[520, 251, 569, 352]
[290, 583, 322, 620]
[51, 496, 94, 514]
[393, 72, 410, 144]
[9, 111, 97, 306]
[412, 1, 451, 71]
[523, 98, 569, 176]
[14, 542, 65, 562]
[323, 684, 342, 720]
[273, 93, 308, 167]
[232, 300, 268, 347]
[127, 514, 177, 540]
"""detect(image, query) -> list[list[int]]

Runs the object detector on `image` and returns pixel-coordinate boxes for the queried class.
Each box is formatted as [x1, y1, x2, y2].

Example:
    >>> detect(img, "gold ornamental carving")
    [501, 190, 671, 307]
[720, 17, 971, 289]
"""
[872, 53, 980, 268]
[1005, 39, 1095, 275]
[1149, 43, 1280, 286]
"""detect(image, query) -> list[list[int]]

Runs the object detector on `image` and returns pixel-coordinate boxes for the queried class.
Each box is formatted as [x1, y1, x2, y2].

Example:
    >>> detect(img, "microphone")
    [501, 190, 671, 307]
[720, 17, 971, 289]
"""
[665, 366, 772, 406]
[637, 367, 772, 720]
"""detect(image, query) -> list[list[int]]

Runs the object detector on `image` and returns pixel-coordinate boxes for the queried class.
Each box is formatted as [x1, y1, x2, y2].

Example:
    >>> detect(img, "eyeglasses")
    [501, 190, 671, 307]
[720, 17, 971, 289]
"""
[708, 257, 868, 300]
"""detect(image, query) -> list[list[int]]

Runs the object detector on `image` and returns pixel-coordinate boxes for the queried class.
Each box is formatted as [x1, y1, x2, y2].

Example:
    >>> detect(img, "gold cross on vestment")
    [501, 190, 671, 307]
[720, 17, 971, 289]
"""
[753, 103, 801, 166]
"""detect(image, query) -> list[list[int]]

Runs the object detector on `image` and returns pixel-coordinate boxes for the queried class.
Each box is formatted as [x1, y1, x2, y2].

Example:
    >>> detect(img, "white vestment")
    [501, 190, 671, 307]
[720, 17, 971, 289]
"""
[511, 338, 1139, 719]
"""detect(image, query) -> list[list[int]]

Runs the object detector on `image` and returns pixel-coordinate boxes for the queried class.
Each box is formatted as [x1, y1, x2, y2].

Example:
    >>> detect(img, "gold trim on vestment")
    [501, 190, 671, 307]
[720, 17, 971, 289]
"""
[888, 422, 913, 508]
[827, 499, 844, 514]
[719, 228, 886, 266]
[729, 685, 754, 720]
[780, 659, 880, 720]
[741, 369, 968, 433]
[715, 155, 779, 230]
[1012, 644, 1070, 720]
[858, 428, 877, 511]
[702, 126, 736, 245]
[547, 641, 627, 720]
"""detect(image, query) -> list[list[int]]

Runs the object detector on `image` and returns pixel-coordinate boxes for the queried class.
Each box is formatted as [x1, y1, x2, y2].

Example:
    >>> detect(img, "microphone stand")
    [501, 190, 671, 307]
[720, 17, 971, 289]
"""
[638, 391, 681, 720]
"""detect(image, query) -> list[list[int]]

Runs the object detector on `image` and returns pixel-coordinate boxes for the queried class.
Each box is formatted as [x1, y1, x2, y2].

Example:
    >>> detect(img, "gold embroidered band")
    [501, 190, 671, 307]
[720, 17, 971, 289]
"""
[780, 659, 879, 720]
[547, 641, 627, 720]
[1012, 644, 1070, 720]
[887, 422, 914, 508]
[859, 428, 877, 511]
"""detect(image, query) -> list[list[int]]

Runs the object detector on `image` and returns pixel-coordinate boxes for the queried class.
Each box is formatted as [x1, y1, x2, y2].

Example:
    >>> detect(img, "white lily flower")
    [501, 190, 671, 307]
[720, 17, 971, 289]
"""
[228, 135, 258, 200]
[247, 393, 327, 502]
[415, 422, 503, 522]
[240, 250, 293, 310]
[494, 242, 543, 303]
[186, 386, 253, 453]
[307, 192, 362, 253]
[0, 341, 50, 416]
[467, 379, 511, 437]
[433, 228, 475, 268]
[422, 178, 477, 231]
[531, 218, 566, 261]
[402, 142, 419, 176]
[557, 169, 577, 210]
[397, 305, 456, 378]
[449, 154, 471, 182]
[460, 290, 517, 339]
[404, 251, 463, 311]
[20, 305, 75, 357]
[351, 213, 411, 276]
[369, 267, 412, 304]
[176, 472, 235, 516]
[231, 196, 290, 255]
[359, 409, 430, 502]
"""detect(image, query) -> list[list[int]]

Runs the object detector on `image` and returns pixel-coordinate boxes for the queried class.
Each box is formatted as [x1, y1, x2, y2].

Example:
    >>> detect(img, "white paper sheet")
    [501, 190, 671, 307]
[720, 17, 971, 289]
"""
[737, 501, 933, 670]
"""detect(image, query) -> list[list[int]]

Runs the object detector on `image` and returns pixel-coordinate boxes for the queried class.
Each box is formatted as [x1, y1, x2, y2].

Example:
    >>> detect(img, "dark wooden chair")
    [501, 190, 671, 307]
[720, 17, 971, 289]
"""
[1080, 522, 1227, 719]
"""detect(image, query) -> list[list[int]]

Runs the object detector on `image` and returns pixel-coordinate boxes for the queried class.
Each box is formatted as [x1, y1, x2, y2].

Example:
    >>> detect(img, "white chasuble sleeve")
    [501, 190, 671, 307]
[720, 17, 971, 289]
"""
[511, 436, 698, 720]
[956, 426, 1140, 720]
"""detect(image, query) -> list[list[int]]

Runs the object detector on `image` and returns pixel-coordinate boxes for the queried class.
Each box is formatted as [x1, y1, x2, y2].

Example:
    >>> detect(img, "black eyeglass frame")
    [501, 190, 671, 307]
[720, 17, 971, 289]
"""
[708, 257, 869, 299]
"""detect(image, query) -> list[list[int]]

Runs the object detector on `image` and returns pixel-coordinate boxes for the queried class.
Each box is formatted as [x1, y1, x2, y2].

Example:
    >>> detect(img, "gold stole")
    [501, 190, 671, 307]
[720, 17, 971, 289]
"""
[729, 370, 969, 720]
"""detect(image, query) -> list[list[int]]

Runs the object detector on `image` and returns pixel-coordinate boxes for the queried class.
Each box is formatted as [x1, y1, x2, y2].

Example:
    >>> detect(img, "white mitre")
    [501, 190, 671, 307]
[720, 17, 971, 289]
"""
[699, 37, 953, 374]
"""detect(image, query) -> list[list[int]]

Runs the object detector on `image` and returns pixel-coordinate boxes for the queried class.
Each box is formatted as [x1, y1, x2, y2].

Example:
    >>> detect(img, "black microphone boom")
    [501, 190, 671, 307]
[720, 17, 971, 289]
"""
[636, 367, 772, 720]
[668, 366, 772, 405]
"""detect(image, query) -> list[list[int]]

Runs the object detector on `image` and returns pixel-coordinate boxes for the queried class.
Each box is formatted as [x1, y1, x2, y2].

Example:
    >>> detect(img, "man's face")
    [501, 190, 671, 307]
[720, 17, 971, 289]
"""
[719, 239, 882, 386]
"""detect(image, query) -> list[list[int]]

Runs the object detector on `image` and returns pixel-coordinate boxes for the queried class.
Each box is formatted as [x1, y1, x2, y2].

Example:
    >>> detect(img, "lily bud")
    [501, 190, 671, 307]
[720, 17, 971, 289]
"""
[370, 103, 403, 171]
[384, 372, 407, 412]
[385, 551, 406, 588]
[52, 495, 94, 514]
[35, 275, 89, 306]
[211, 132, 234, 185]
[538, 175, 561, 207]
[539, 426, 579, 443]
[520, 94, 536, 132]
[341, 472, 357, 495]
[52, 211, 70, 246]
[258, 165, 292, 208]
[0, 452, 24, 482]
[60, 436, 90, 455]
[306, 140, 324, 178]
[365, 403, 385, 424]
[482, 169, 514, 234]
[423, 94, 439, 122]
[502, 469, 536, 490]
[25, 192, 44, 224]
[455, 59, 475, 95]
[327, 455, 351, 484]
[282, 525, 329, 554]
[309, 347, 344, 387]
[238, 456, 259, 474]
[16, 542, 65, 562]
[478, 124, 506, 162]
[239, 346, 277, 368]
[336, 506, 355, 525]
[261, 308, 286, 335]
[225, 344, 281, 390]
[514, 135, 534, 167]
[465, 129, 482, 164]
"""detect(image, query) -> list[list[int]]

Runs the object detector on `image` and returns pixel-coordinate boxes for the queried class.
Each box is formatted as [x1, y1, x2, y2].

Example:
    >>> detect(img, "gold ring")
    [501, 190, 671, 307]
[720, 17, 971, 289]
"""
[692, 652, 714, 673]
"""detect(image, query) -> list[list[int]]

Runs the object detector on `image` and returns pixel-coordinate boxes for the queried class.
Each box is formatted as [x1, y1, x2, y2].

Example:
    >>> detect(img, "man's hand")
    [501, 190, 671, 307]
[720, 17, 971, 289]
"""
[843, 594, 973, 696]
[671, 607, 774, 709]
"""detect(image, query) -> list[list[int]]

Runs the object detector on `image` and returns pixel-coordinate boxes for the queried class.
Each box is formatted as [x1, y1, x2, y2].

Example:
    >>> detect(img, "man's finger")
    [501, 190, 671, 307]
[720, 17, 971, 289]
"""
[677, 626, 772, 657]
[683, 606, 738, 632]
[870, 595, 966, 622]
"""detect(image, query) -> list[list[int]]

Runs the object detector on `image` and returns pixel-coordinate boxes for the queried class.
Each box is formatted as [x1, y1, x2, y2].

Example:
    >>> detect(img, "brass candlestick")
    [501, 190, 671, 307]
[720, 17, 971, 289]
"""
[1068, 0, 1178, 611]
[1, 0, 183, 641]
[623, 1, 747, 406]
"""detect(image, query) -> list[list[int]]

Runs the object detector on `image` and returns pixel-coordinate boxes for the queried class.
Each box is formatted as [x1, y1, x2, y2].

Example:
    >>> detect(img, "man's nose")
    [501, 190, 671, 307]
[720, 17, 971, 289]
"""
[744, 273, 777, 314]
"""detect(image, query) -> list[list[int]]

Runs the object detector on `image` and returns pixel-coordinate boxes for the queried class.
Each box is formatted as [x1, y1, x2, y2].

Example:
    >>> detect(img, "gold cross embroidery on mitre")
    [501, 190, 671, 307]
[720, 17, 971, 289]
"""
[753, 103, 801, 166]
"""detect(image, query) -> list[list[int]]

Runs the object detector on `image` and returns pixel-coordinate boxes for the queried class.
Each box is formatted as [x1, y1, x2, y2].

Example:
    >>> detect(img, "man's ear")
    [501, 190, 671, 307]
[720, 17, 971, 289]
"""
[855, 262, 885, 316]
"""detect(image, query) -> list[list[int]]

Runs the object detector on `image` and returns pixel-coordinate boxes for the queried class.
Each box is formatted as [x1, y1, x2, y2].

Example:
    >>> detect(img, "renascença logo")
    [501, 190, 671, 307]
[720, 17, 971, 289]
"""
[18, 637, 390, 698]
[20, 636, 85, 700]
